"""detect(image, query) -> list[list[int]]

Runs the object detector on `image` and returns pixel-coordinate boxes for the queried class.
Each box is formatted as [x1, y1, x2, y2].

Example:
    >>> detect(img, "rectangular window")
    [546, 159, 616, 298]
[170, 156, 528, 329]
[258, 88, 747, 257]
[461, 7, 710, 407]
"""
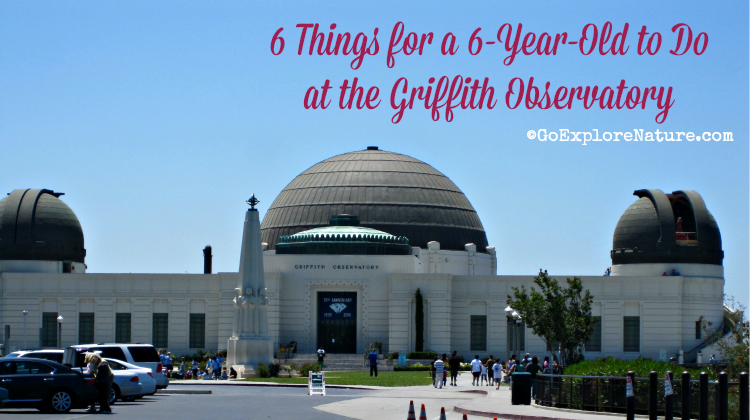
[42, 313, 58, 347]
[152, 313, 169, 348]
[470, 315, 487, 351]
[695, 321, 702, 339]
[189, 314, 205, 349]
[115, 313, 131, 343]
[78, 313, 95, 344]
[587, 316, 602, 352]
[623, 316, 640, 352]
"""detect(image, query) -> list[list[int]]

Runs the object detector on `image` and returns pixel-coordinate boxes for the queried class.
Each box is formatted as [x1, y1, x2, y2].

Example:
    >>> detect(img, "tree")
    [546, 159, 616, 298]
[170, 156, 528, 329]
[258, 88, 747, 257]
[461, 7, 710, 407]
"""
[702, 297, 749, 379]
[507, 274, 594, 370]
[415, 288, 424, 352]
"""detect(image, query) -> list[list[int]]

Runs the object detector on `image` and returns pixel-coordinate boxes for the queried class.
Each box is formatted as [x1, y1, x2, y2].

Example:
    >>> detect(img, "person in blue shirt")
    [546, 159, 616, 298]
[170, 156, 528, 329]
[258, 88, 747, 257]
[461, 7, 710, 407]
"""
[368, 350, 379, 377]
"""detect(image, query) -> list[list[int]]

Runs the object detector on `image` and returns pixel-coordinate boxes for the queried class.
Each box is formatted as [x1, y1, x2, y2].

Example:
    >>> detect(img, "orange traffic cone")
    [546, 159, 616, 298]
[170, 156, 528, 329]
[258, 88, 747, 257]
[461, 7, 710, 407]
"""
[439, 407, 447, 420]
[419, 404, 427, 420]
[407, 401, 416, 420]
[462, 414, 468, 420]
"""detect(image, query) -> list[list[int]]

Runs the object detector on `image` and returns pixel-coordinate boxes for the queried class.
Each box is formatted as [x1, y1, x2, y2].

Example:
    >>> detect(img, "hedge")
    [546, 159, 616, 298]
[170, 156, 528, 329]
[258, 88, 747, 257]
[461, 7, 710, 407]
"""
[406, 351, 438, 359]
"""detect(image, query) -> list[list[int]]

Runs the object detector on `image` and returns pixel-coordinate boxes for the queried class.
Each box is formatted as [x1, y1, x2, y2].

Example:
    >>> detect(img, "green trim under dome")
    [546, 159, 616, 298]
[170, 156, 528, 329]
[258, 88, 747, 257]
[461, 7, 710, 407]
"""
[275, 215, 412, 255]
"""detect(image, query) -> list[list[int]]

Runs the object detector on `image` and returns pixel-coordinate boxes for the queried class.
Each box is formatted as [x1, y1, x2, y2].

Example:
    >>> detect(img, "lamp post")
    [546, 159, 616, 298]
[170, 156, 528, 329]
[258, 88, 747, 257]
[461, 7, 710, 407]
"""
[505, 306, 523, 359]
[56, 315, 63, 348]
[22, 310, 28, 349]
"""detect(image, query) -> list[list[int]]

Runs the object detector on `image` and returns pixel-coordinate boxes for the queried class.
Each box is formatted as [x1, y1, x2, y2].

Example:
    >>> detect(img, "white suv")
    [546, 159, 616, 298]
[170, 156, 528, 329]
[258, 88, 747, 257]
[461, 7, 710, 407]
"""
[71, 344, 169, 389]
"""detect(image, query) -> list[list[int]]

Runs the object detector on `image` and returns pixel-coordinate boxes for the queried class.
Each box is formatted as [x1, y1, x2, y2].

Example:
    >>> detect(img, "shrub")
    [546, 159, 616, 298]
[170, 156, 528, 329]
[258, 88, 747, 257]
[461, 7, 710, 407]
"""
[387, 352, 399, 361]
[395, 365, 430, 371]
[298, 362, 321, 377]
[406, 351, 438, 359]
[256, 363, 271, 378]
[269, 363, 281, 377]
[565, 356, 715, 380]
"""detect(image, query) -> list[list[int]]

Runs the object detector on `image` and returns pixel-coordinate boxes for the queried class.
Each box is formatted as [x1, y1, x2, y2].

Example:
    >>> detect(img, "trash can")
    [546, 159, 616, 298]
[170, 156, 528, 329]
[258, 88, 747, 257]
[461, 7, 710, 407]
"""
[511, 372, 532, 405]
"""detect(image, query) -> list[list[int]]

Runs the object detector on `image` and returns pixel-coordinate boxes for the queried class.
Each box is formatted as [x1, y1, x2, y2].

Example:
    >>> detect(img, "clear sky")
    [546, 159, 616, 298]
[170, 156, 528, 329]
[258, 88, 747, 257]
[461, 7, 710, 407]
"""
[1, 1, 747, 308]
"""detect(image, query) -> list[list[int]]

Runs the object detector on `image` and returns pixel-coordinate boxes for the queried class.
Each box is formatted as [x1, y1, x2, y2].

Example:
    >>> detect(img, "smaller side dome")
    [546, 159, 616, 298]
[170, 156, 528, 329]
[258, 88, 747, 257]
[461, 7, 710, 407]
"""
[275, 215, 411, 255]
[0, 189, 86, 263]
[611, 189, 722, 265]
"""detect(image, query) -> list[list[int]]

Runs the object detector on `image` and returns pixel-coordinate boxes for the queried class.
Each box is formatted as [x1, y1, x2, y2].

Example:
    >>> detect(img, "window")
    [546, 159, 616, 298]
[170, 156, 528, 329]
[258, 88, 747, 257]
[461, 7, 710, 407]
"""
[623, 316, 640, 352]
[470, 315, 487, 351]
[587, 316, 602, 352]
[108, 360, 127, 370]
[14, 361, 54, 374]
[42, 312, 58, 347]
[189, 314, 205, 349]
[152, 313, 168, 348]
[79, 313, 95, 344]
[89, 346, 126, 361]
[695, 321, 702, 339]
[128, 346, 160, 362]
[115, 313, 131, 343]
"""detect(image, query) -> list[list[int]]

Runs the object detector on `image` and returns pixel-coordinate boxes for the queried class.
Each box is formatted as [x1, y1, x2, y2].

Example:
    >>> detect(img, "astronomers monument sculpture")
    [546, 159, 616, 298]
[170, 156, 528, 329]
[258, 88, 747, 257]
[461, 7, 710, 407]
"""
[226, 194, 273, 378]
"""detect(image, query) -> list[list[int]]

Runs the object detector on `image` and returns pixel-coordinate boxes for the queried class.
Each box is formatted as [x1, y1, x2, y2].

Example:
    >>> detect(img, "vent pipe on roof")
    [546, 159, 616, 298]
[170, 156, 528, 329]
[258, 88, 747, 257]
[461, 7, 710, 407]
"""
[203, 245, 212, 274]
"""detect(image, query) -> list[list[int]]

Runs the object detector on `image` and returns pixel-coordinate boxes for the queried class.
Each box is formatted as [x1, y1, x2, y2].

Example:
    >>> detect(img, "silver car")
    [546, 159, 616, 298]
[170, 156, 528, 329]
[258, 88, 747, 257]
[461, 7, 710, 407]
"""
[108, 364, 142, 404]
[106, 358, 157, 397]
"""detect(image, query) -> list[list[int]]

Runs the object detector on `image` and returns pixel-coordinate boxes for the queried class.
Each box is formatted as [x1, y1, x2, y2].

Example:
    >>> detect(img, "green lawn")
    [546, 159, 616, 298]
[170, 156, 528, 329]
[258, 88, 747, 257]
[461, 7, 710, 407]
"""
[243, 371, 434, 387]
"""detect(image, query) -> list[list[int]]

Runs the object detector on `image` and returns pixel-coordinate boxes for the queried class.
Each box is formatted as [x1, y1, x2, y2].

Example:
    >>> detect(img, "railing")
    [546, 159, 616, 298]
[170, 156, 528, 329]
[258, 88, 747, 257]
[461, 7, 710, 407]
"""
[676, 231, 698, 246]
[534, 371, 747, 419]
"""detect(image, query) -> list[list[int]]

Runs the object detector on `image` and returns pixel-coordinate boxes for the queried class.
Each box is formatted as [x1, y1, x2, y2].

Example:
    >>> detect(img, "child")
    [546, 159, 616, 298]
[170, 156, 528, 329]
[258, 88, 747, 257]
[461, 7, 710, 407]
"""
[220, 367, 228, 380]
[480, 363, 488, 385]
[492, 361, 503, 389]
[192, 358, 199, 380]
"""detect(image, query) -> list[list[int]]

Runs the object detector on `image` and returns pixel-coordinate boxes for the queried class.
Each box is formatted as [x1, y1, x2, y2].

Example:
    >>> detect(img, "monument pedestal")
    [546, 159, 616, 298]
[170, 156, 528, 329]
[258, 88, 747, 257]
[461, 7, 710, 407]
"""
[227, 336, 273, 379]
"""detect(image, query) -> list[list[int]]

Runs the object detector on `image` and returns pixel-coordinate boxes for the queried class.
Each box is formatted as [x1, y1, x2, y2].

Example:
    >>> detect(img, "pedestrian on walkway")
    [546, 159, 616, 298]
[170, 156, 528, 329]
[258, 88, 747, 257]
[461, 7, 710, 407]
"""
[480, 362, 488, 385]
[431, 356, 438, 384]
[449, 351, 461, 386]
[441, 354, 448, 387]
[486, 355, 495, 386]
[368, 349, 378, 377]
[212, 356, 221, 380]
[542, 356, 550, 374]
[492, 360, 503, 389]
[470, 355, 482, 386]
[316, 348, 326, 368]
[191, 357, 199, 380]
[526, 356, 541, 399]
[433, 356, 445, 389]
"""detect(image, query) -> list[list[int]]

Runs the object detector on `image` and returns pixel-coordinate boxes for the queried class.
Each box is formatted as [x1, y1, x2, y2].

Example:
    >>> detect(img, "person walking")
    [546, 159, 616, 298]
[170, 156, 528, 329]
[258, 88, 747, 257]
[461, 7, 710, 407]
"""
[542, 356, 550, 374]
[470, 355, 482, 386]
[433, 356, 445, 389]
[441, 354, 448, 387]
[449, 351, 461, 386]
[526, 356, 541, 399]
[486, 355, 495, 386]
[430, 356, 438, 384]
[94, 354, 114, 414]
[368, 348, 378, 377]
[316, 348, 326, 368]
[492, 360, 503, 389]
[480, 362, 488, 386]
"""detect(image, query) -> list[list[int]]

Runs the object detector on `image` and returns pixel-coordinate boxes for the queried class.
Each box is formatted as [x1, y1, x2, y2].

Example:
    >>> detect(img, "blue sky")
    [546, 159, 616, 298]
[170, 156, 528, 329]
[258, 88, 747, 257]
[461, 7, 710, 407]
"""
[1, 1, 747, 307]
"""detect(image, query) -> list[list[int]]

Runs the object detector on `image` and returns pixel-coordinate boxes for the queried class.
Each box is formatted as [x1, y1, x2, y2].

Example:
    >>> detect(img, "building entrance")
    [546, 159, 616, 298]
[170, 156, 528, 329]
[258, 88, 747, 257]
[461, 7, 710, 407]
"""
[317, 292, 357, 353]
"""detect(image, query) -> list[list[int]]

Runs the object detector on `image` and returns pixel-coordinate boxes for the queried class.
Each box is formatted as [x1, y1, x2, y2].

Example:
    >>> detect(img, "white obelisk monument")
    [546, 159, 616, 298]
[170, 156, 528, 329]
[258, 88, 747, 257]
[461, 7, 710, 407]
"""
[227, 194, 273, 378]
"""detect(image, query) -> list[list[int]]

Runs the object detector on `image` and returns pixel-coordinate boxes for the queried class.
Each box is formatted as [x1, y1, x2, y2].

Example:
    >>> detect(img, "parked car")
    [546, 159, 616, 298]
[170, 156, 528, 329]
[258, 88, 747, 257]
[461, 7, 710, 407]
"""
[107, 365, 142, 405]
[105, 358, 156, 398]
[0, 357, 97, 413]
[71, 344, 169, 389]
[0, 388, 7, 409]
[10, 350, 64, 363]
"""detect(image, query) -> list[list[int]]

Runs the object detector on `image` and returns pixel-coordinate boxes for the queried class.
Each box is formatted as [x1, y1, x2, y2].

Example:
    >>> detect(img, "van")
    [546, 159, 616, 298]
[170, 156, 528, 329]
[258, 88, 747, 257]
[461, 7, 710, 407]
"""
[70, 344, 169, 389]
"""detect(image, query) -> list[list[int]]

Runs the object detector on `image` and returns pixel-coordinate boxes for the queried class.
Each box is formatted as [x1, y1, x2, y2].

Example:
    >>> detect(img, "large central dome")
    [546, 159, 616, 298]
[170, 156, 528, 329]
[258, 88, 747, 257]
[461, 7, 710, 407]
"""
[260, 147, 488, 252]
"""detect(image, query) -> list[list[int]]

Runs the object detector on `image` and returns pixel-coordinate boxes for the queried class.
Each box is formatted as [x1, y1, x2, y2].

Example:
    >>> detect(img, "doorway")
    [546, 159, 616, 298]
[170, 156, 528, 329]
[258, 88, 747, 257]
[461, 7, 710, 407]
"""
[317, 292, 357, 353]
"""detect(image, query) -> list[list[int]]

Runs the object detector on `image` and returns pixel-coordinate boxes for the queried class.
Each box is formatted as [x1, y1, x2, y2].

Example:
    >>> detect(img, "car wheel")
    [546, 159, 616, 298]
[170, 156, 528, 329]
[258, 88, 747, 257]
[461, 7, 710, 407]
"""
[48, 389, 73, 413]
[109, 385, 120, 405]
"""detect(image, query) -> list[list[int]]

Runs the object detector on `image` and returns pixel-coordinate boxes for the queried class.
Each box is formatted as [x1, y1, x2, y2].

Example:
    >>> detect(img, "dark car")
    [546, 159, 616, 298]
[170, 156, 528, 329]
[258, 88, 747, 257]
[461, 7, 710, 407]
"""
[0, 357, 97, 413]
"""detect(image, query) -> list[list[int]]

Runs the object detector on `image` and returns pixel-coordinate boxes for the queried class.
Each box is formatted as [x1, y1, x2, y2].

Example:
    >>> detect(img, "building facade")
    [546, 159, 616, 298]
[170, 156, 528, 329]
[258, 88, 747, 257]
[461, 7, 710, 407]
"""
[0, 148, 726, 362]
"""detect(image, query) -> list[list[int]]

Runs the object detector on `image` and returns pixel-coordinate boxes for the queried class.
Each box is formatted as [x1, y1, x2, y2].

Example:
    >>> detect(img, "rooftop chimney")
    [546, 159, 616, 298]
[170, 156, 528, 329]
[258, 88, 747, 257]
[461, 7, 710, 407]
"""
[203, 245, 212, 274]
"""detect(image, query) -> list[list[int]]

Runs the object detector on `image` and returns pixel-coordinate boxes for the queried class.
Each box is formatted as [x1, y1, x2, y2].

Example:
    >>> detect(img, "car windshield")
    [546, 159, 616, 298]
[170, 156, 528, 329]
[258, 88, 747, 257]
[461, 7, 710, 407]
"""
[127, 346, 159, 363]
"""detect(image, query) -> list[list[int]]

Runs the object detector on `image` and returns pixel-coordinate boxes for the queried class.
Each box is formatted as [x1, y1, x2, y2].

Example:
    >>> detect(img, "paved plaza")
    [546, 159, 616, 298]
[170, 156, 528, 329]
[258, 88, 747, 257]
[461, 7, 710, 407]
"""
[0, 373, 630, 420]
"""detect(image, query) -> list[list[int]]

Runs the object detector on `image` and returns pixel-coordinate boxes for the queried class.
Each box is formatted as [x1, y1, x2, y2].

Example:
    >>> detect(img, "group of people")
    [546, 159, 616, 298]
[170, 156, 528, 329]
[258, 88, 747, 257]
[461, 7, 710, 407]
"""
[661, 269, 682, 276]
[170, 353, 236, 380]
[505, 353, 557, 398]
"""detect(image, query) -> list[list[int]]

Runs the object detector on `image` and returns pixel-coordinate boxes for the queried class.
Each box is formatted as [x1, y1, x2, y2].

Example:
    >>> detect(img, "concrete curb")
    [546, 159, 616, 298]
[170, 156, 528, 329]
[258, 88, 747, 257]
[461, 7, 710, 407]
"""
[167, 380, 386, 391]
[159, 390, 212, 395]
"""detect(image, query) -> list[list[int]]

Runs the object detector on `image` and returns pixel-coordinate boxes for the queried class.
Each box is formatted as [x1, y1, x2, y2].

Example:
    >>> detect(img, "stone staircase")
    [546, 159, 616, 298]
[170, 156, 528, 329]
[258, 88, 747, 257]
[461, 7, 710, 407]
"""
[278, 353, 373, 371]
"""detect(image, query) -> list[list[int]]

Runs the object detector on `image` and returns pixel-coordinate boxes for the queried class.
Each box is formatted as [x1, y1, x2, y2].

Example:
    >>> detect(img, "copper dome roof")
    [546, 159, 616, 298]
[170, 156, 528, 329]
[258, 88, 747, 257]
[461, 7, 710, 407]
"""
[260, 148, 488, 252]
